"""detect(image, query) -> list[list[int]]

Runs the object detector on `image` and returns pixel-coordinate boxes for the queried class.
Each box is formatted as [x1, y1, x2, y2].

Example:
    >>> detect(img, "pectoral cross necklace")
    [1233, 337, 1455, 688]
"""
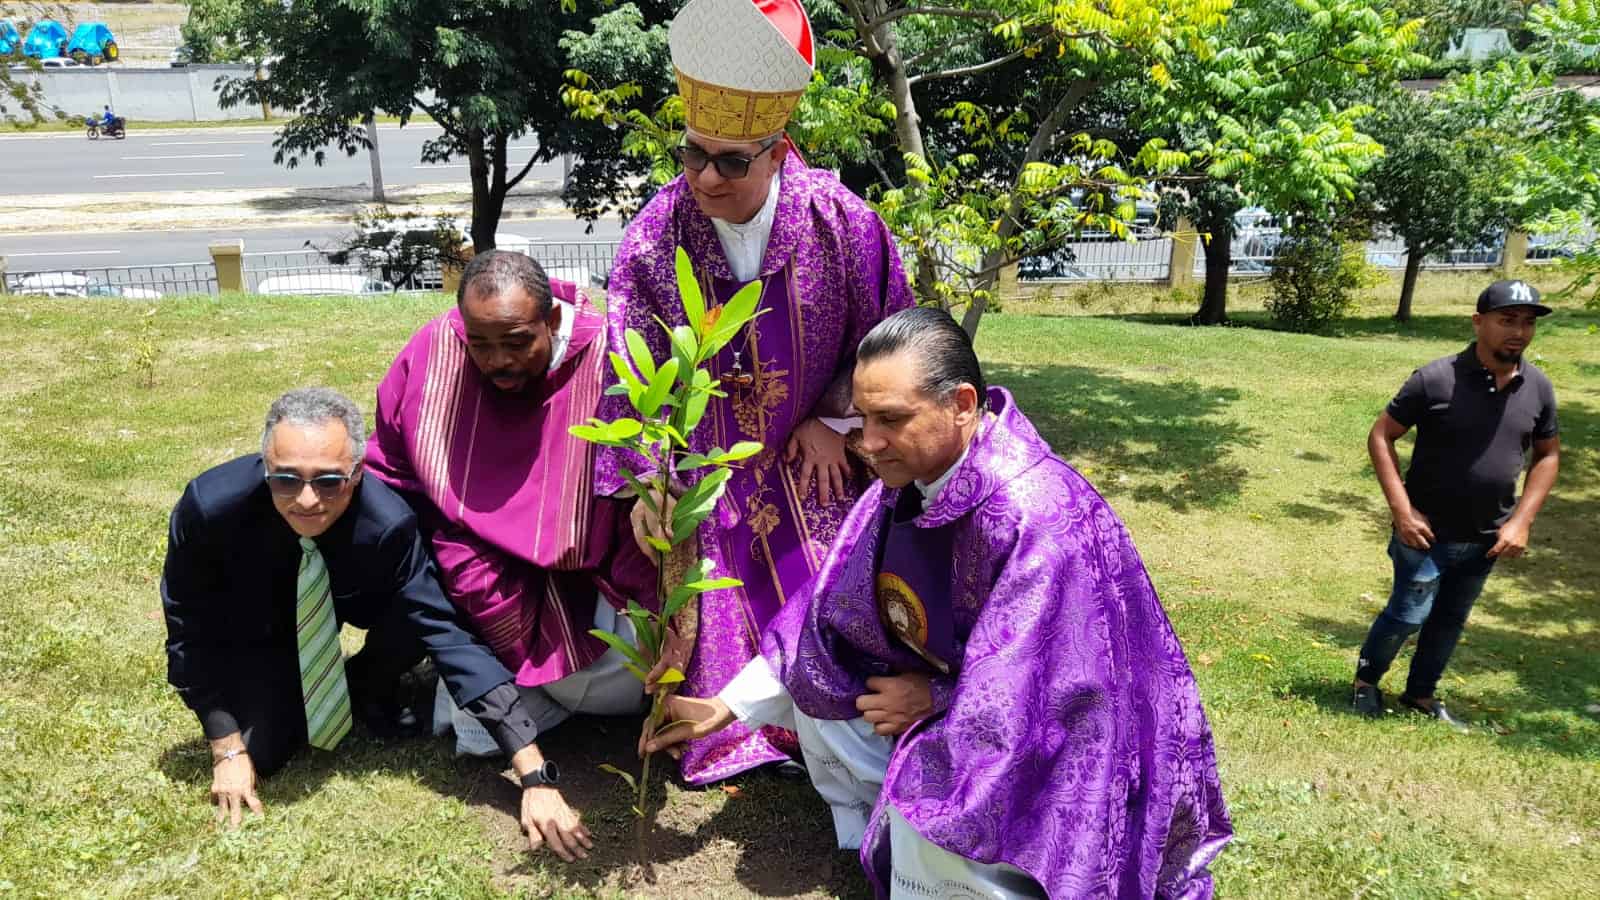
[719, 284, 768, 390]
[722, 343, 755, 390]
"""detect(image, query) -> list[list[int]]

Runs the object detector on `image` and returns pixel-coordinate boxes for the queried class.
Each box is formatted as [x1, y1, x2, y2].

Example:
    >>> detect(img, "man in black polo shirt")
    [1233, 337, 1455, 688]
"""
[1351, 280, 1561, 728]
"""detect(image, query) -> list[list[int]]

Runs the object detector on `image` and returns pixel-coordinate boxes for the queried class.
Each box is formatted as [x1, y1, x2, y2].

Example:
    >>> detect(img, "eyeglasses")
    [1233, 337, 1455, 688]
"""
[265, 466, 359, 500]
[672, 137, 780, 180]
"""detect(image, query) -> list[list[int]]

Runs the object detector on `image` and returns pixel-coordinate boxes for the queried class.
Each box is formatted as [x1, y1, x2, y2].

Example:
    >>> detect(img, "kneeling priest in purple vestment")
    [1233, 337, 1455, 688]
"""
[645, 307, 1232, 899]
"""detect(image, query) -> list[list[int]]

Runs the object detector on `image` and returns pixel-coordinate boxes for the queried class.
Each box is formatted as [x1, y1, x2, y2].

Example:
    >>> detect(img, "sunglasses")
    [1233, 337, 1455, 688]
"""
[265, 466, 359, 500]
[672, 137, 780, 180]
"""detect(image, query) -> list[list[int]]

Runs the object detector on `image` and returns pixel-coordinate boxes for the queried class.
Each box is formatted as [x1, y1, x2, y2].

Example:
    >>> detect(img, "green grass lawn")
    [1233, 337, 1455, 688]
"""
[1, 278, 1596, 898]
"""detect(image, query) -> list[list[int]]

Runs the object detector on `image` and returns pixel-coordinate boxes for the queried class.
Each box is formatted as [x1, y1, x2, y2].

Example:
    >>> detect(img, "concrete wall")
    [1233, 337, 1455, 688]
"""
[18, 65, 267, 122]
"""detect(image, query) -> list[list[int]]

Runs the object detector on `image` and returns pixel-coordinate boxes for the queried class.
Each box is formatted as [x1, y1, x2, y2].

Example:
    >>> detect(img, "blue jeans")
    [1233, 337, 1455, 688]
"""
[1355, 534, 1496, 699]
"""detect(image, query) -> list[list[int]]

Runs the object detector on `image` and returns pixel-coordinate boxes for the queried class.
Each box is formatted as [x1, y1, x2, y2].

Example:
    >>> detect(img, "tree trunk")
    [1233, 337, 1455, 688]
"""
[466, 132, 492, 250]
[879, 37, 925, 161]
[1396, 241, 1423, 322]
[464, 130, 506, 252]
[962, 80, 1096, 338]
[364, 112, 385, 204]
[856, 3, 937, 303]
[1192, 228, 1232, 325]
[847, 0, 926, 161]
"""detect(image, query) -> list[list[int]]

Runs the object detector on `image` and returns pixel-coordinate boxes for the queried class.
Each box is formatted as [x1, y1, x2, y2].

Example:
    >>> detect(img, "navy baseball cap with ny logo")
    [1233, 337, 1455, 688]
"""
[1477, 279, 1553, 316]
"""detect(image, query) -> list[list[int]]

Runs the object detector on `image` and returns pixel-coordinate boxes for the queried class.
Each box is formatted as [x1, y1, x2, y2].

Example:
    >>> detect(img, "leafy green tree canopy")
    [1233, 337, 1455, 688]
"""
[1137, 0, 1425, 323]
[197, 0, 634, 248]
[566, 0, 1423, 334]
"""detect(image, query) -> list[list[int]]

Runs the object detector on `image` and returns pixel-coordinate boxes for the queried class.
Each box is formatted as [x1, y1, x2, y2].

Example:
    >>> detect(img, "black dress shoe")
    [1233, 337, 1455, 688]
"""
[1351, 683, 1384, 718]
[1399, 695, 1469, 733]
[770, 759, 809, 782]
[356, 699, 422, 738]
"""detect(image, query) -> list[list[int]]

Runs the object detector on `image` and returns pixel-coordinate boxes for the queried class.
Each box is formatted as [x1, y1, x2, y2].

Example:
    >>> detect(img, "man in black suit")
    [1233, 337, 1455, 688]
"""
[161, 388, 580, 854]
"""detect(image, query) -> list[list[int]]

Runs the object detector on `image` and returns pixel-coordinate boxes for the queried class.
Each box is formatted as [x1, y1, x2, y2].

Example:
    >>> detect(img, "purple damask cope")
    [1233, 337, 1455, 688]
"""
[763, 387, 1233, 898]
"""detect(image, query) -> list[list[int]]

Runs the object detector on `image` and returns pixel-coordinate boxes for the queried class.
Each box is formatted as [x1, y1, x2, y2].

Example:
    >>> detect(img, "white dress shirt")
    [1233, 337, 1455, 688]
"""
[545, 298, 576, 372]
[912, 443, 971, 513]
[711, 172, 782, 282]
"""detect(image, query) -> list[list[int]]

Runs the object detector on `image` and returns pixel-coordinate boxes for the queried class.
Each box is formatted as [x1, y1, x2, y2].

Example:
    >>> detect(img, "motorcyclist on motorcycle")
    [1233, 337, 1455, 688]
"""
[101, 106, 116, 129]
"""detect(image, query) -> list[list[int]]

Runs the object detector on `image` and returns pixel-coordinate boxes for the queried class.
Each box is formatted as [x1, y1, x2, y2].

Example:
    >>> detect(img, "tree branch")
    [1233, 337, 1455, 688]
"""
[414, 94, 464, 144]
[504, 152, 542, 192]
[963, 78, 1098, 334]
[866, 6, 1005, 30]
[904, 27, 991, 69]
[839, 0, 885, 58]
[1523, 76, 1600, 102]
[870, 155, 896, 187]
[909, 45, 1032, 85]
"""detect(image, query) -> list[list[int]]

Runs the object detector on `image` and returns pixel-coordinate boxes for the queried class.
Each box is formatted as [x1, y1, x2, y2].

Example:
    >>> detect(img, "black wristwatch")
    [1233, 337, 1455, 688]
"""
[519, 760, 560, 788]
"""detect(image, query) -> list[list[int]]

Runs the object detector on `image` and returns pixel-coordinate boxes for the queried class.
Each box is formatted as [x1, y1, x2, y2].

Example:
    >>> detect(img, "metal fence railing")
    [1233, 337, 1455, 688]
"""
[1018, 228, 1174, 283]
[1363, 237, 1506, 270]
[495, 240, 619, 290]
[242, 250, 409, 294]
[1192, 228, 1513, 280]
[4, 262, 218, 298]
[5, 225, 1583, 302]
[239, 243, 622, 295]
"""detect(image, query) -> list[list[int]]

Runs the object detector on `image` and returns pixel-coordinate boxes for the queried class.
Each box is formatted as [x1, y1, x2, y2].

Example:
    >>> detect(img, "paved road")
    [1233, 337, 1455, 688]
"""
[0, 123, 569, 195]
[1, 219, 626, 272]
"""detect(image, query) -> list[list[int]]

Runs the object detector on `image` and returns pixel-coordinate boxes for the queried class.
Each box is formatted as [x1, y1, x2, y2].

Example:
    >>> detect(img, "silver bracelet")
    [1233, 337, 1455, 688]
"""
[214, 747, 245, 766]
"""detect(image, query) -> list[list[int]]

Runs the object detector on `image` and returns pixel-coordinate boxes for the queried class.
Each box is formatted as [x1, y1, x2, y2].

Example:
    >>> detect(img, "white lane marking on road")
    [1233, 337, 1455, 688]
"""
[149, 141, 261, 147]
[92, 171, 229, 179]
[412, 159, 539, 169]
[120, 154, 248, 160]
[6, 249, 122, 258]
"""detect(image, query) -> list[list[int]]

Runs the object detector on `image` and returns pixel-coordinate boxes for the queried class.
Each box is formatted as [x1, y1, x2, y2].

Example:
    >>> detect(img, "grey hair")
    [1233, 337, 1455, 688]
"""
[261, 387, 367, 463]
[457, 249, 552, 315]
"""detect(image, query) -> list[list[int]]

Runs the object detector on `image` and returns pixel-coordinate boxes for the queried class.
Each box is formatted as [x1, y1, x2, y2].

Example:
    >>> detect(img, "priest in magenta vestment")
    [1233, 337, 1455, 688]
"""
[367, 251, 655, 861]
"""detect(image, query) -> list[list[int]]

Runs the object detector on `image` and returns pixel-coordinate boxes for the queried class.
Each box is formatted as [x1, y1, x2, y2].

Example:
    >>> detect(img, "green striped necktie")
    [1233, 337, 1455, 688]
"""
[297, 536, 352, 751]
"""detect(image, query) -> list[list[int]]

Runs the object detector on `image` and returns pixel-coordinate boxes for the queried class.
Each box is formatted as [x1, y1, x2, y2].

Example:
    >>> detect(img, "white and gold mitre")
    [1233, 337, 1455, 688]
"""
[669, 0, 815, 143]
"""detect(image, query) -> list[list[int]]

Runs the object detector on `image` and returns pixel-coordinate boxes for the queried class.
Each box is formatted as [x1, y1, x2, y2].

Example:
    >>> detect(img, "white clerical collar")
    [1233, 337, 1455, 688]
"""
[711, 170, 781, 282]
[914, 440, 973, 512]
[546, 298, 577, 372]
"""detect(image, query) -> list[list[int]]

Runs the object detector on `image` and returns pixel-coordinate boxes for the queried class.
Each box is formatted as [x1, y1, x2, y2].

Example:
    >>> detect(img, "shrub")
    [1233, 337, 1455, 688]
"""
[1266, 221, 1380, 332]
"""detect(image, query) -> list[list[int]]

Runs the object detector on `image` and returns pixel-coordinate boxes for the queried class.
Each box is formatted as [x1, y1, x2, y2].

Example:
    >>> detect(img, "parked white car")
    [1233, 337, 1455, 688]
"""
[492, 235, 606, 289]
[256, 273, 392, 296]
[15, 271, 88, 297]
[14, 271, 163, 299]
[491, 232, 534, 253]
[39, 56, 79, 68]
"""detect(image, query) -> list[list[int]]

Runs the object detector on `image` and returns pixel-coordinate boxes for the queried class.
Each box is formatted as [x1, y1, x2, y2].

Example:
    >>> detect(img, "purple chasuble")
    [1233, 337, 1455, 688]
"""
[598, 153, 914, 783]
[367, 285, 654, 691]
[762, 388, 1232, 899]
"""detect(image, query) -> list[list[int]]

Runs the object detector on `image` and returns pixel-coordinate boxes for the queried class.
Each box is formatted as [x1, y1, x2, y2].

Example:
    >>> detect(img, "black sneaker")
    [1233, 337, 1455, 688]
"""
[1351, 683, 1384, 718]
[1399, 695, 1469, 733]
